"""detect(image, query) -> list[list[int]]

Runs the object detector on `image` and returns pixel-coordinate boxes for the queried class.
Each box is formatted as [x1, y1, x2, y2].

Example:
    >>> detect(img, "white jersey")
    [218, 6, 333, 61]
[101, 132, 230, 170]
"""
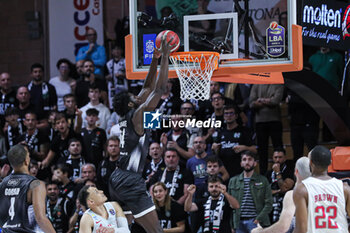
[302, 177, 348, 233]
[86, 202, 118, 233]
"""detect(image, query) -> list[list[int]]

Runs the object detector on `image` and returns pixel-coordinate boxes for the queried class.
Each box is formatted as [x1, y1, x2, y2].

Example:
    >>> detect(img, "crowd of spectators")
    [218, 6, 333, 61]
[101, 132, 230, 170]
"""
[0, 27, 335, 232]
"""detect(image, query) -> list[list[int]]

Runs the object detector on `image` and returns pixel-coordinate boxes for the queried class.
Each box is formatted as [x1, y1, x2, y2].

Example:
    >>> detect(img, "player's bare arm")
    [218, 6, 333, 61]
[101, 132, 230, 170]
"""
[30, 180, 56, 233]
[132, 37, 172, 136]
[79, 213, 94, 233]
[293, 183, 308, 233]
[252, 190, 295, 233]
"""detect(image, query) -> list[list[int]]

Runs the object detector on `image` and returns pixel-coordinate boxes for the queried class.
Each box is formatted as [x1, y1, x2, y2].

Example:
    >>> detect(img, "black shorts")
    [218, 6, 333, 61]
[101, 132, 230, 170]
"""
[109, 168, 155, 218]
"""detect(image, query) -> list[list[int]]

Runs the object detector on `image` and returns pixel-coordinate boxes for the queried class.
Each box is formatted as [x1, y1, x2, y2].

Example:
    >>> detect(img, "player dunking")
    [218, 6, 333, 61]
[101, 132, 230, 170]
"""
[293, 145, 350, 232]
[109, 36, 172, 232]
[0, 144, 55, 233]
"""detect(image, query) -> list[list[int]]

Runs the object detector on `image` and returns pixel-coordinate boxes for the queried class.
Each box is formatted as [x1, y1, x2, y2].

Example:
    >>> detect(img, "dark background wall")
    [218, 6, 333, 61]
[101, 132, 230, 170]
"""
[0, 0, 128, 85]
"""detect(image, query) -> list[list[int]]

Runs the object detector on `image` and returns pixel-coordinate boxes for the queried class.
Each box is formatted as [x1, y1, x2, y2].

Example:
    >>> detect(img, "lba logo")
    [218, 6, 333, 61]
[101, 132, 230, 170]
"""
[143, 110, 161, 129]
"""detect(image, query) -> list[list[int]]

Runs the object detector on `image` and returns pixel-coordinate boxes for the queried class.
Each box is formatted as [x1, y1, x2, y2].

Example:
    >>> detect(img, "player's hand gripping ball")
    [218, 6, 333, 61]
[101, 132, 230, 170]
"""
[155, 30, 180, 53]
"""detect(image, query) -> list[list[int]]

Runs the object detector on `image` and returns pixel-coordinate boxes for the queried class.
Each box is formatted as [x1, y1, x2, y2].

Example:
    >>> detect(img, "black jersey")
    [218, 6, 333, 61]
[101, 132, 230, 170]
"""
[118, 109, 149, 173]
[0, 173, 37, 233]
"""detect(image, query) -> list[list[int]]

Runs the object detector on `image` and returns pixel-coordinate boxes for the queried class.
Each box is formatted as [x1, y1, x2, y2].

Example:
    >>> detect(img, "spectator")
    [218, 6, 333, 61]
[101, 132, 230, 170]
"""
[80, 85, 111, 131]
[52, 163, 80, 202]
[152, 182, 186, 232]
[69, 198, 86, 233]
[16, 86, 35, 123]
[97, 136, 120, 197]
[75, 59, 108, 108]
[17, 111, 50, 161]
[180, 101, 202, 137]
[287, 90, 319, 161]
[206, 156, 229, 181]
[266, 148, 295, 223]
[75, 59, 85, 80]
[149, 148, 193, 205]
[39, 113, 83, 169]
[309, 47, 343, 90]
[81, 108, 107, 165]
[249, 84, 284, 175]
[47, 110, 59, 141]
[160, 115, 195, 164]
[210, 92, 225, 126]
[185, 175, 240, 233]
[81, 163, 97, 184]
[62, 94, 82, 133]
[156, 79, 181, 118]
[4, 107, 24, 149]
[29, 159, 39, 177]
[78, 185, 130, 233]
[49, 58, 76, 111]
[0, 72, 17, 117]
[46, 181, 71, 233]
[106, 45, 128, 109]
[228, 151, 273, 232]
[212, 105, 256, 178]
[28, 63, 57, 129]
[58, 138, 86, 183]
[76, 27, 106, 76]
[143, 142, 166, 184]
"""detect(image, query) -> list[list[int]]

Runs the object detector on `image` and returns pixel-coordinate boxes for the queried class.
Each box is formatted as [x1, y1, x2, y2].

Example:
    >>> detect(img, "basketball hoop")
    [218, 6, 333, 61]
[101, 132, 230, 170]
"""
[169, 51, 220, 101]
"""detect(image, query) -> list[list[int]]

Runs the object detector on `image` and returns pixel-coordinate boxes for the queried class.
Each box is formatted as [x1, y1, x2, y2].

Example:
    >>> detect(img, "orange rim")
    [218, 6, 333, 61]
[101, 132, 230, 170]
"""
[170, 51, 220, 69]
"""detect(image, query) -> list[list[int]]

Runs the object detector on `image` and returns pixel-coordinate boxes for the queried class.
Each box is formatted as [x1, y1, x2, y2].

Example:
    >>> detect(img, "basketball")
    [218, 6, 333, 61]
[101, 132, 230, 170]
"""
[155, 30, 180, 53]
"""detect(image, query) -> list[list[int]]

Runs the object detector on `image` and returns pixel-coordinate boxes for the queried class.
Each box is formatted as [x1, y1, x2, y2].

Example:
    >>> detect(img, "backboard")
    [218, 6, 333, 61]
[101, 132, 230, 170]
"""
[127, 0, 302, 83]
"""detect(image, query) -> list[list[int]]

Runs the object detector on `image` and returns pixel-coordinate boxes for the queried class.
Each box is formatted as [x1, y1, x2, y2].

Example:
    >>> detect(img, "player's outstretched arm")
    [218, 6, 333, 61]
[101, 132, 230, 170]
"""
[137, 51, 160, 103]
[79, 214, 94, 233]
[132, 37, 172, 135]
[293, 183, 308, 233]
[31, 180, 56, 233]
[252, 190, 295, 233]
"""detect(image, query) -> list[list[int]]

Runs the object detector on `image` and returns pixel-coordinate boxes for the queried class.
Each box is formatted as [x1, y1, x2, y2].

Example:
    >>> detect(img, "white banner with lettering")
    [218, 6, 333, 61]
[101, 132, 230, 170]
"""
[48, 0, 104, 77]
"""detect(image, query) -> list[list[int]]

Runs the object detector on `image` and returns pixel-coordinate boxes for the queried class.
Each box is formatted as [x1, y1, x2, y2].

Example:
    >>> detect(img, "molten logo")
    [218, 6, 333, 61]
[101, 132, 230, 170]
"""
[342, 5, 350, 39]
[303, 4, 342, 28]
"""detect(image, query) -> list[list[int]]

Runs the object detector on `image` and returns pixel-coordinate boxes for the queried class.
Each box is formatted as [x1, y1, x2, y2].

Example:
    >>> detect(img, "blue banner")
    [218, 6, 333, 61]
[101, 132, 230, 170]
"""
[143, 34, 157, 65]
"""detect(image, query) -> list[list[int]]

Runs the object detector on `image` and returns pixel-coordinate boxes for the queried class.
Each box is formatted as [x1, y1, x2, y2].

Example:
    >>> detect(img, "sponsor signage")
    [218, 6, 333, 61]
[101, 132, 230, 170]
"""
[300, 0, 350, 50]
[48, 0, 104, 77]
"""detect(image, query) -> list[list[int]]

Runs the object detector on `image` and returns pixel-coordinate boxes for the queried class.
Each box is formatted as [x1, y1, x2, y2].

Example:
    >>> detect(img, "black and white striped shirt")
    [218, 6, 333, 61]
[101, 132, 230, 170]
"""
[240, 177, 257, 218]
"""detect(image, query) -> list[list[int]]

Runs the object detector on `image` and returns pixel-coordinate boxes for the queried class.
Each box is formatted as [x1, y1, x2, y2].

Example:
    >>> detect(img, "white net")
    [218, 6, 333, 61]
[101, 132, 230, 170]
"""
[169, 52, 219, 101]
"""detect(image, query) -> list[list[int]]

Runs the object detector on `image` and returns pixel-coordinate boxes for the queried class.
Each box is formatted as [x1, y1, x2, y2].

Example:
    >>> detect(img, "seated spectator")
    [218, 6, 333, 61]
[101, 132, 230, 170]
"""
[58, 138, 86, 183]
[62, 94, 82, 133]
[46, 180, 72, 233]
[4, 107, 24, 149]
[39, 113, 83, 169]
[29, 159, 39, 177]
[80, 85, 111, 131]
[76, 27, 107, 77]
[78, 185, 130, 233]
[185, 175, 239, 233]
[152, 182, 186, 232]
[97, 136, 120, 197]
[28, 63, 57, 129]
[17, 111, 50, 161]
[49, 58, 76, 111]
[16, 86, 35, 123]
[75, 59, 107, 108]
[81, 163, 97, 184]
[160, 115, 195, 164]
[81, 108, 107, 166]
[212, 105, 257, 178]
[69, 198, 86, 233]
[143, 142, 166, 184]
[0, 72, 17, 117]
[149, 148, 193, 205]
[266, 147, 295, 223]
[52, 163, 81, 202]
